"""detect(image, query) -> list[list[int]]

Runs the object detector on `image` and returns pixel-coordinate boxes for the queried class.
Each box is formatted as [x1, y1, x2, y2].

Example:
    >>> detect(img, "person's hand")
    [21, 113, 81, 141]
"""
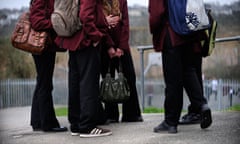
[93, 41, 100, 47]
[108, 47, 116, 58]
[115, 48, 124, 57]
[106, 15, 120, 29]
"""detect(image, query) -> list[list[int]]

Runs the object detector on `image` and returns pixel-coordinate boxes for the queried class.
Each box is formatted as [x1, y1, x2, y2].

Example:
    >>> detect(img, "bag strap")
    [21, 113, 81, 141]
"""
[77, 0, 80, 17]
[107, 58, 123, 73]
[30, 0, 34, 5]
[118, 59, 123, 72]
[107, 61, 111, 73]
[29, 0, 47, 10]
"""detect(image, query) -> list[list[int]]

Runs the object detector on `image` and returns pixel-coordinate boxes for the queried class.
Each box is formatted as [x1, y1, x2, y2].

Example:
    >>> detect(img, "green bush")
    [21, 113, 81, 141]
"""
[0, 37, 35, 79]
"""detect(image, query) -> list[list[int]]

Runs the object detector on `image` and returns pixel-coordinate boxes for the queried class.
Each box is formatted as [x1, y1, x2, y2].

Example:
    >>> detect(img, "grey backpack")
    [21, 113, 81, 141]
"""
[51, 0, 82, 37]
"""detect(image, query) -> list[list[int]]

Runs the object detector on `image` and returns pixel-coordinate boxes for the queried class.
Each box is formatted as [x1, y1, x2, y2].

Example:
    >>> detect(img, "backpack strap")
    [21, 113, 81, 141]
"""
[77, 0, 80, 17]
[30, 0, 34, 5]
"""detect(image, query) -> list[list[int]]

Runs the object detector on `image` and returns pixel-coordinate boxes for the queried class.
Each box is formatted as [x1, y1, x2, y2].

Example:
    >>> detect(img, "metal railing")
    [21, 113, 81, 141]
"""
[1, 78, 240, 111]
[137, 35, 240, 110]
[0, 79, 67, 108]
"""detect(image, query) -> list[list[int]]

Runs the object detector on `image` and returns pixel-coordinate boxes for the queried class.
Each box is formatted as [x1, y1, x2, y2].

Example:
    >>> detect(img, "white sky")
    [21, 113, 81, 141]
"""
[0, 0, 239, 9]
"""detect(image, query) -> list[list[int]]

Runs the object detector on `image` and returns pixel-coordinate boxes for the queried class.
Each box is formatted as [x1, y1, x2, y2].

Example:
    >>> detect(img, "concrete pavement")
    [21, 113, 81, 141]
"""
[0, 106, 240, 144]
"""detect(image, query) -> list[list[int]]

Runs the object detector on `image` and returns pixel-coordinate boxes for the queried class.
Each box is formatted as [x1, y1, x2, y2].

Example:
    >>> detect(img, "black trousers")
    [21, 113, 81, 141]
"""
[184, 53, 207, 114]
[162, 33, 207, 126]
[68, 46, 105, 132]
[31, 52, 60, 130]
[101, 52, 142, 121]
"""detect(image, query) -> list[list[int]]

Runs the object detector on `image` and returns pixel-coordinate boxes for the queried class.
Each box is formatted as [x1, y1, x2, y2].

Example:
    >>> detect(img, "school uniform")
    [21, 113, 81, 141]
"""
[55, 0, 113, 133]
[100, 0, 142, 122]
[149, 0, 211, 131]
[29, 0, 66, 132]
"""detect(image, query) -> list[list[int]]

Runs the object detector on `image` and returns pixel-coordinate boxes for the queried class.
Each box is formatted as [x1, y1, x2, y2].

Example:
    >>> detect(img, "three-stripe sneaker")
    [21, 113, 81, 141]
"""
[79, 127, 112, 138]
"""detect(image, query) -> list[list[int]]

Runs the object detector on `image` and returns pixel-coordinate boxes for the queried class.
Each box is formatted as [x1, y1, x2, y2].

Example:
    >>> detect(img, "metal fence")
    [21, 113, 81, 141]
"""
[137, 79, 240, 111]
[0, 78, 239, 111]
[0, 79, 67, 108]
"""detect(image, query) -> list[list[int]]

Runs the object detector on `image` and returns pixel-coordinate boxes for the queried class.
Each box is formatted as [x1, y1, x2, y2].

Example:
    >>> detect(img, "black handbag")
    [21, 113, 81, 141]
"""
[100, 60, 130, 103]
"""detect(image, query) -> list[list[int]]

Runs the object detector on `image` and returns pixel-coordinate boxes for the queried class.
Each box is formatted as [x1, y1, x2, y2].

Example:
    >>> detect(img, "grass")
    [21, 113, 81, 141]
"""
[143, 107, 164, 113]
[226, 104, 240, 111]
[55, 107, 68, 116]
[54, 106, 165, 116]
[55, 104, 240, 116]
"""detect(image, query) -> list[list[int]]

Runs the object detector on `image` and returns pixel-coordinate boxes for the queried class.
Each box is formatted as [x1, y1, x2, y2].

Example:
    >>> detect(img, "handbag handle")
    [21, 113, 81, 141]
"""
[107, 58, 123, 73]
[118, 59, 123, 72]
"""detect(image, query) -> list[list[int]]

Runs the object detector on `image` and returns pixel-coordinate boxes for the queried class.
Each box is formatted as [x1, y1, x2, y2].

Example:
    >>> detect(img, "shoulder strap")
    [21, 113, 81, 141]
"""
[30, 0, 34, 5]
[77, 0, 80, 17]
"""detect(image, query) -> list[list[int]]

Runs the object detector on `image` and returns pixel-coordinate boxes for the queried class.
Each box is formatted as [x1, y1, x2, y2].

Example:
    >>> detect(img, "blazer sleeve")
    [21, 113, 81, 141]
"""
[148, 0, 166, 34]
[118, 0, 130, 50]
[29, 0, 52, 31]
[80, 0, 103, 43]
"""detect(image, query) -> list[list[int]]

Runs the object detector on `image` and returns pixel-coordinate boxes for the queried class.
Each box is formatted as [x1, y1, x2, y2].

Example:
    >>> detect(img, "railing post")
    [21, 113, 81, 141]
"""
[139, 49, 145, 111]
[218, 79, 222, 110]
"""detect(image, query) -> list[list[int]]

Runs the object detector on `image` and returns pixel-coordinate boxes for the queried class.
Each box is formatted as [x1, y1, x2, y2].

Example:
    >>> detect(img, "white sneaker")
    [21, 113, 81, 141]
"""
[79, 127, 112, 138]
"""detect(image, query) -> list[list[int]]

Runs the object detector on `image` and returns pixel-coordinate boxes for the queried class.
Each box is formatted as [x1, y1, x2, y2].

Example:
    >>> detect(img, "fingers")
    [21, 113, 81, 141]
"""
[115, 48, 124, 57]
[106, 15, 120, 29]
[112, 16, 120, 22]
[108, 47, 116, 58]
[107, 48, 123, 58]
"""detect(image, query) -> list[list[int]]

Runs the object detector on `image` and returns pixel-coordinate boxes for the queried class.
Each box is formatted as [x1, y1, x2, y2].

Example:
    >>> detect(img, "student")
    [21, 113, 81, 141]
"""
[100, 0, 143, 123]
[55, 0, 113, 137]
[29, 0, 67, 132]
[148, 0, 212, 133]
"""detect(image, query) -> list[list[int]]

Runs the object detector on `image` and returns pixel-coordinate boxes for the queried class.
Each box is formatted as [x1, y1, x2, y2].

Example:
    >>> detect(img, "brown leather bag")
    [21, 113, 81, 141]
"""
[11, 12, 48, 55]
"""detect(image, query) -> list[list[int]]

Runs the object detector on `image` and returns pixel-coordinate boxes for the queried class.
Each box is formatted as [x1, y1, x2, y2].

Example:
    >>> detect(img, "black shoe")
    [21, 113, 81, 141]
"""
[179, 113, 201, 124]
[153, 121, 177, 134]
[121, 116, 143, 122]
[32, 124, 42, 131]
[106, 119, 119, 124]
[200, 105, 212, 129]
[43, 126, 68, 132]
[32, 127, 42, 131]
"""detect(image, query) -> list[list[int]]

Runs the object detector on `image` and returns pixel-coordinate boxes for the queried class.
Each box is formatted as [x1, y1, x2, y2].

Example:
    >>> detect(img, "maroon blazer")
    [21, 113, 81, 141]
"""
[148, 0, 207, 52]
[29, 0, 59, 50]
[29, 0, 53, 31]
[54, 0, 114, 51]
